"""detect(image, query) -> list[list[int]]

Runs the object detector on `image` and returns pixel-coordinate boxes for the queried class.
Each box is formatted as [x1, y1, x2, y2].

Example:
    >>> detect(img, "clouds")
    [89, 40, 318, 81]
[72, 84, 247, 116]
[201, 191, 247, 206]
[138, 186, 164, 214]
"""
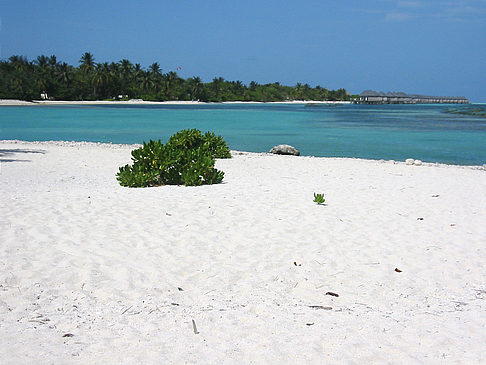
[434, 1, 486, 21]
[397, 1, 423, 8]
[353, 0, 486, 22]
[385, 12, 413, 21]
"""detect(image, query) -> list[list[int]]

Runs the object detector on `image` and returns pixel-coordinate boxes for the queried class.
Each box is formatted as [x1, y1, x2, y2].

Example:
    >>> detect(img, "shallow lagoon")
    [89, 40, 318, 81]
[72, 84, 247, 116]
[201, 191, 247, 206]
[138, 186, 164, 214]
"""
[1, 103, 485, 165]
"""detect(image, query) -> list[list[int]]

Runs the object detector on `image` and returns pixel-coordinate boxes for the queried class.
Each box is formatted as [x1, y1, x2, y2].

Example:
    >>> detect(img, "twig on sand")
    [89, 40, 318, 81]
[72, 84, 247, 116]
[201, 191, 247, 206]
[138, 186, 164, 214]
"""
[308, 305, 332, 310]
[121, 305, 133, 315]
[326, 292, 339, 297]
[192, 319, 199, 334]
[329, 271, 344, 277]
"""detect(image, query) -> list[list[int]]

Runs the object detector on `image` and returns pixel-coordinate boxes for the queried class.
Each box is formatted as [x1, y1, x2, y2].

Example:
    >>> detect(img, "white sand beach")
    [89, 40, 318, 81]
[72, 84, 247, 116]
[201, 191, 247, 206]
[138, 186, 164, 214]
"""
[1, 140, 486, 364]
[0, 99, 351, 106]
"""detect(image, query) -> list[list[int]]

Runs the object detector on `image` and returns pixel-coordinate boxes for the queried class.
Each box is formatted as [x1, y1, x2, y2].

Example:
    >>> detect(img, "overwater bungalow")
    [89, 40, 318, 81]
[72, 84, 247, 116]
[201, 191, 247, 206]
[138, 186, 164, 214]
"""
[357, 90, 469, 104]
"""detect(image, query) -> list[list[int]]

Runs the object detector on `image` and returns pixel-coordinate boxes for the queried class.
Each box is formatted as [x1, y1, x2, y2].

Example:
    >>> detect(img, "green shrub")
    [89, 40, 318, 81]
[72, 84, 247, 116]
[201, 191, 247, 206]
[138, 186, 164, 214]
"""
[116, 129, 230, 187]
[166, 129, 232, 159]
[117, 140, 165, 187]
[203, 131, 232, 159]
[167, 129, 205, 150]
[117, 162, 161, 187]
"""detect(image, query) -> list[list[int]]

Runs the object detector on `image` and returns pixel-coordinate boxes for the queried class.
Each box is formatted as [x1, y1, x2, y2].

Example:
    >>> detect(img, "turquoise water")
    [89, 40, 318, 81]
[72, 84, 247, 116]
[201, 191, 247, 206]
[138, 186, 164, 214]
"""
[1, 103, 486, 165]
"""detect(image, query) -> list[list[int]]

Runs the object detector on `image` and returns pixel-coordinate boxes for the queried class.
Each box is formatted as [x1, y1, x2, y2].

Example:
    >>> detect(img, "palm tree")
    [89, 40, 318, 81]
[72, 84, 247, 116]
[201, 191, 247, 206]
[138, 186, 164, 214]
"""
[34, 55, 49, 93]
[164, 71, 179, 99]
[233, 80, 244, 93]
[119, 59, 134, 92]
[120, 59, 133, 75]
[295, 82, 304, 100]
[188, 76, 202, 100]
[79, 52, 97, 98]
[79, 52, 96, 74]
[48, 55, 57, 67]
[93, 62, 112, 99]
[141, 71, 153, 93]
[35, 55, 49, 68]
[148, 62, 162, 95]
[149, 62, 161, 76]
[302, 83, 311, 100]
[132, 63, 144, 96]
[56, 62, 72, 84]
[8, 56, 34, 99]
[211, 77, 225, 100]
[9, 55, 30, 72]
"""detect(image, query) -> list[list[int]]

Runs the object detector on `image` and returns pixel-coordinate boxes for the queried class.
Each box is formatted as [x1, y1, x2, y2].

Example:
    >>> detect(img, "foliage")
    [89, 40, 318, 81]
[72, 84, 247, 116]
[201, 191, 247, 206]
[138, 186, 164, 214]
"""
[203, 131, 232, 159]
[116, 129, 230, 187]
[0, 52, 352, 102]
[166, 129, 232, 159]
[313, 193, 326, 205]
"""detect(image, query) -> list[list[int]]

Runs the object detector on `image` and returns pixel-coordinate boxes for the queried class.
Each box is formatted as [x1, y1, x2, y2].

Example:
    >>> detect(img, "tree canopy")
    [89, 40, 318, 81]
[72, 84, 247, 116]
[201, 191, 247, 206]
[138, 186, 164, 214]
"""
[0, 53, 351, 102]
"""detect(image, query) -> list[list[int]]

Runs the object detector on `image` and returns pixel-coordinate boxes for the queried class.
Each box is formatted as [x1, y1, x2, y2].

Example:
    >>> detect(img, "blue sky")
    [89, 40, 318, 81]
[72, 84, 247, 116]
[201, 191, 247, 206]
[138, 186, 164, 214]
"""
[1, 0, 485, 101]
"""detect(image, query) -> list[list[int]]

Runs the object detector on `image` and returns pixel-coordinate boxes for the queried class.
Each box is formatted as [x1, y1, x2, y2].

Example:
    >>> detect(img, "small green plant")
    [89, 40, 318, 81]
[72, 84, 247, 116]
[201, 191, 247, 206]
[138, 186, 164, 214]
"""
[116, 129, 231, 187]
[313, 193, 326, 205]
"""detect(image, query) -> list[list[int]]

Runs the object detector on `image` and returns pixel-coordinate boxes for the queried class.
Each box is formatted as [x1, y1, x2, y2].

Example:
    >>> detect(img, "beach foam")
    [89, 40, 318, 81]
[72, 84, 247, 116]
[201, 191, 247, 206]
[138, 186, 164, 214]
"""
[1, 140, 485, 363]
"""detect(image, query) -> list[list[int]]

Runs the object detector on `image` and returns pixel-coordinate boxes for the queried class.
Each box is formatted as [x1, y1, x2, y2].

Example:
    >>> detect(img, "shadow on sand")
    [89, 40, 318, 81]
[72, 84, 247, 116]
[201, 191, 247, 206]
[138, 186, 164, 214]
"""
[0, 148, 46, 163]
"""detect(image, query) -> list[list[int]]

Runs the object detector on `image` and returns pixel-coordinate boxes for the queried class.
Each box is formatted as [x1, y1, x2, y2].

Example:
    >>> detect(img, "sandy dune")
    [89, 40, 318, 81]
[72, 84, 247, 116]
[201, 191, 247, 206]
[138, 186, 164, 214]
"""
[1, 140, 485, 364]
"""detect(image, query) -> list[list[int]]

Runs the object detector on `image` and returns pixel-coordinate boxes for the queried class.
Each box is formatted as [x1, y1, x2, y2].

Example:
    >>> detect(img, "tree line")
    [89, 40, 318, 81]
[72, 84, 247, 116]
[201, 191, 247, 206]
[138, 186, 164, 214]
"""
[0, 52, 351, 102]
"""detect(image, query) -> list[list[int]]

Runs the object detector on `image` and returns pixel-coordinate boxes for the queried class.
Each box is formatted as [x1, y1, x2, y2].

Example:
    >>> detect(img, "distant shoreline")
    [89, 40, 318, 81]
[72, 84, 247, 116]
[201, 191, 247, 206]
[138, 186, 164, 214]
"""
[0, 99, 351, 106]
[2, 99, 482, 107]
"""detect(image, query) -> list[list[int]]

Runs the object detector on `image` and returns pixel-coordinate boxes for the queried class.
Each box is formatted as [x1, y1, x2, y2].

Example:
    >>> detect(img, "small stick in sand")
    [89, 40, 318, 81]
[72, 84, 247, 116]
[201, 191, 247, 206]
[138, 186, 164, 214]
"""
[192, 319, 199, 334]
[326, 292, 339, 297]
[121, 305, 133, 315]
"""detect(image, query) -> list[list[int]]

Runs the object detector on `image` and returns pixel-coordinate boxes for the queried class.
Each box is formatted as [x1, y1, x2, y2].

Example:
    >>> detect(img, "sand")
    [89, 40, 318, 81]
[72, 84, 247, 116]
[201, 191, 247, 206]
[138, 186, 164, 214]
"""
[1, 140, 486, 364]
[0, 99, 350, 106]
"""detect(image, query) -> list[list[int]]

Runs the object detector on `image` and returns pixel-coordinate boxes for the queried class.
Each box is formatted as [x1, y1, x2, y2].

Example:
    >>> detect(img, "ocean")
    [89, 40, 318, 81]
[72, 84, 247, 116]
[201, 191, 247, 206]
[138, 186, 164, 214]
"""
[1, 103, 485, 165]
